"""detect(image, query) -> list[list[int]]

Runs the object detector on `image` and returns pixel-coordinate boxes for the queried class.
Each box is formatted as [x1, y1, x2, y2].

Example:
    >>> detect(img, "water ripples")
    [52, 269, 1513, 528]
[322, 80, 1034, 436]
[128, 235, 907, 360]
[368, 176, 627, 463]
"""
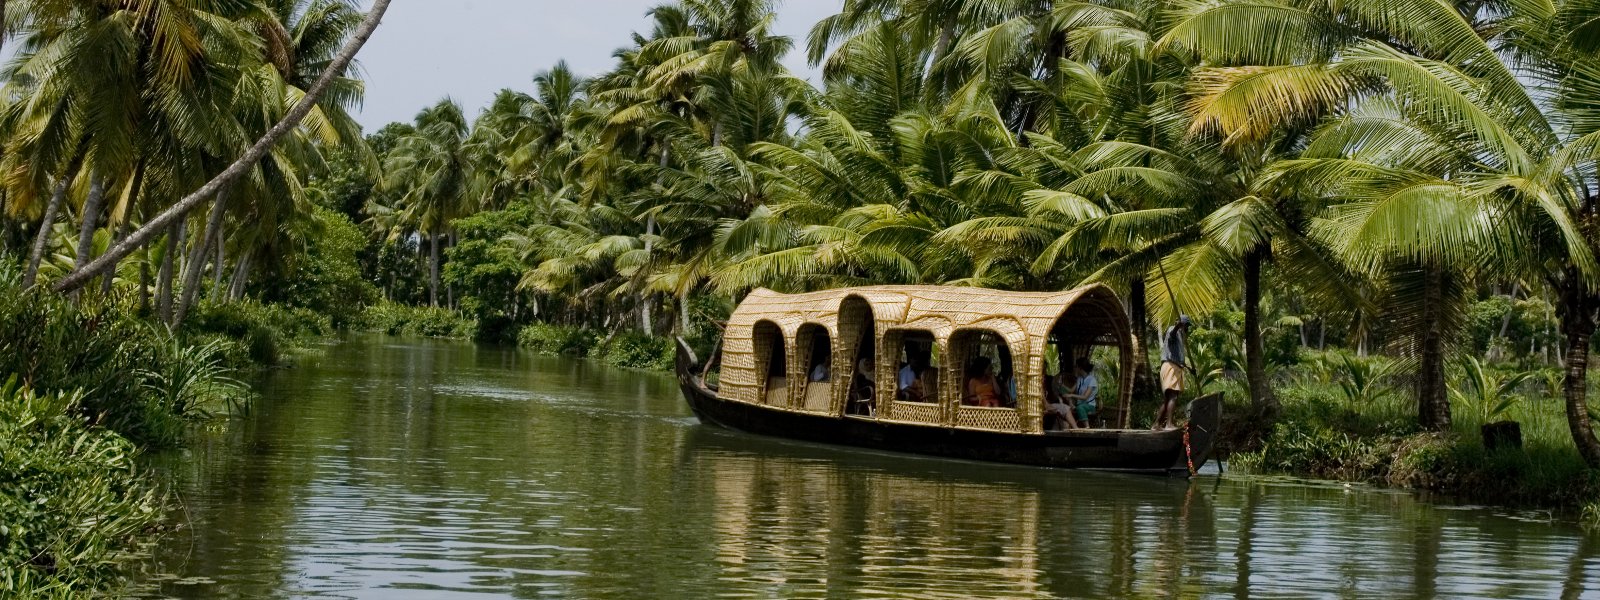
[136, 337, 1600, 599]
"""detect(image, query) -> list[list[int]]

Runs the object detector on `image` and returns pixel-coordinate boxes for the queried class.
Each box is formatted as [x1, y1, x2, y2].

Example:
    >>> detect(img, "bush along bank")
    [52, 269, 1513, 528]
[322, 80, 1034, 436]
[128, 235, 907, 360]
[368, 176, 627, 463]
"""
[184, 300, 335, 368]
[517, 324, 675, 371]
[1211, 352, 1600, 522]
[0, 272, 255, 595]
[0, 379, 167, 597]
[357, 302, 477, 339]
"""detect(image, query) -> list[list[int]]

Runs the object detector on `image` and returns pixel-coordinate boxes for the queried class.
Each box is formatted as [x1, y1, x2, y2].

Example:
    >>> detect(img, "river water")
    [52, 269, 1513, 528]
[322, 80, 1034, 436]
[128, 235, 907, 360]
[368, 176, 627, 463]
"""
[133, 335, 1600, 599]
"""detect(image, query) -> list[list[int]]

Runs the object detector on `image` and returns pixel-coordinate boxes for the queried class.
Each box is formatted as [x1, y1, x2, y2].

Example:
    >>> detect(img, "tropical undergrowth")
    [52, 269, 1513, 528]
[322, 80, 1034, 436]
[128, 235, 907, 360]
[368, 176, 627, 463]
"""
[357, 302, 477, 339]
[0, 263, 254, 595]
[0, 378, 168, 598]
[1221, 351, 1600, 516]
[517, 324, 674, 371]
[183, 300, 335, 367]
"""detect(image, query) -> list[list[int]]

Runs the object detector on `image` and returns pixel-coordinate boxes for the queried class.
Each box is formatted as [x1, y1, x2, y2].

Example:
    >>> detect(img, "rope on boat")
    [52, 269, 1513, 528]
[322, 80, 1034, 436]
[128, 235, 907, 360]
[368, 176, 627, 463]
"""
[1183, 422, 1196, 477]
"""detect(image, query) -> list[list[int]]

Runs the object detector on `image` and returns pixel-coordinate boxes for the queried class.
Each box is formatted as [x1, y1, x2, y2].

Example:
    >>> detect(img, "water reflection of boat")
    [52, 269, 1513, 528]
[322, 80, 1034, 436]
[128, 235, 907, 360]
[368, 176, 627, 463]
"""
[675, 285, 1220, 474]
[679, 423, 1219, 598]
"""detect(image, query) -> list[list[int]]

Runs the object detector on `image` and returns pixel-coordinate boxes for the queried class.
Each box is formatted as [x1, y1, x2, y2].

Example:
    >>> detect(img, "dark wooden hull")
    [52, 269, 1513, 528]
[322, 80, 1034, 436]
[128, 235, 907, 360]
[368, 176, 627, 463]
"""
[675, 340, 1220, 475]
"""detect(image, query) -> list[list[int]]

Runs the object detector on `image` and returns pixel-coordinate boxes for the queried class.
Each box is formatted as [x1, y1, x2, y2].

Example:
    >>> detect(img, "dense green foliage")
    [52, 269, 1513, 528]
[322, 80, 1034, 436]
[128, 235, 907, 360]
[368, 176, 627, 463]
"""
[0, 261, 260, 594]
[0, 271, 251, 448]
[185, 300, 334, 366]
[0, 379, 167, 598]
[518, 324, 674, 371]
[333, 0, 1600, 477]
[263, 208, 380, 329]
[358, 302, 477, 339]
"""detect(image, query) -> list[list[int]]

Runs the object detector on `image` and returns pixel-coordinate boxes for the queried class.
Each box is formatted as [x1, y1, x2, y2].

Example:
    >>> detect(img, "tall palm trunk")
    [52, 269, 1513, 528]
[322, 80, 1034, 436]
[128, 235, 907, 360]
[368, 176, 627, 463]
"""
[174, 189, 229, 327]
[139, 244, 151, 314]
[1243, 247, 1278, 415]
[54, 0, 393, 293]
[1558, 272, 1600, 467]
[679, 292, 693, 335]
[641, 144, 669, 333]
[1127, 277, 1157, 402]
[429, 232, 441, 307]
[97, 162, 143, 296]
[228, 250, 252, 301]
[1416, 265, 1450, 431]
[100, 217, 130, 296]
[641, 215, 656, 333]
[212, 237, 225, 292]
[24, 164, 82, 288]
[157, 220, 185, 323]
[73, 173, 107, 272]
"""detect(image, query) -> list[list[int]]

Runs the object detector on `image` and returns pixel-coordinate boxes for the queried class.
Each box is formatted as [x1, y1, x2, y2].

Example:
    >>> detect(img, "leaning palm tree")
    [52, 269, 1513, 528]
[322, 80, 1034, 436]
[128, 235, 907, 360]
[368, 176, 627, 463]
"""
[51, 0, 391, 293]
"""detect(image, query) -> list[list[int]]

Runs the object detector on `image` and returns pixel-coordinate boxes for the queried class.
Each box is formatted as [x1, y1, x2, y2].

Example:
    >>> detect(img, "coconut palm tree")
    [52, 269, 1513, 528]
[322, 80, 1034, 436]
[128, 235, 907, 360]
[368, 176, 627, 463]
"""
[383, 99, 474, 307]
[50, 0, 390, 293]
[1161, 0, 1600, 445]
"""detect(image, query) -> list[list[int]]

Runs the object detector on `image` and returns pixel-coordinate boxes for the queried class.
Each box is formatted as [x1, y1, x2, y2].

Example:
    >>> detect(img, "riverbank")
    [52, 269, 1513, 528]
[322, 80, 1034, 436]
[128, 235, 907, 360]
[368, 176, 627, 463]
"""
[0, 274, 321, 596]
[1212, 369, 1600, 524]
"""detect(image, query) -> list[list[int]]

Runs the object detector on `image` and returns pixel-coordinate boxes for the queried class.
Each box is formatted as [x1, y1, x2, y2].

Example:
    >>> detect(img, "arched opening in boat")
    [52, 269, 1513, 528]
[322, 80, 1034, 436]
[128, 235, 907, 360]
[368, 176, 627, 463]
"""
[1046, 288, 1132, 429]
[950, 329, 1017, 409]
[840, 296, 877, 416]
[796, 323, 833, 411]
[752, 320, 789, 407]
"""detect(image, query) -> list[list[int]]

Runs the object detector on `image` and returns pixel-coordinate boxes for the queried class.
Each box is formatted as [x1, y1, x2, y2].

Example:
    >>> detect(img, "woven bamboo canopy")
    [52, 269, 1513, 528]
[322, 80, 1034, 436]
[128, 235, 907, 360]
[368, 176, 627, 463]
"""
[717, 284, 1135, 434]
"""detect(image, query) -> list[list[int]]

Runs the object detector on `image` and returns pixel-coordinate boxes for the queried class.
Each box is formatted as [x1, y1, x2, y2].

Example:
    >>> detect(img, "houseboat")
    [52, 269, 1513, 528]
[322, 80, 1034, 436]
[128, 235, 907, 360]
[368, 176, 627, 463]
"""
[674, 284, 1220, 475]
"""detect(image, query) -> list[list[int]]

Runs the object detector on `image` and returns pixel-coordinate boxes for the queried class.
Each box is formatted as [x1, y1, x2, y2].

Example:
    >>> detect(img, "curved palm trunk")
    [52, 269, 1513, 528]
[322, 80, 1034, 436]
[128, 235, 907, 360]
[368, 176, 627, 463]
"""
[174, 189, 230, 327]
[1559, 275, 1600, 467]
[1417, 265, 1450, 431]
[24, 168, 80, 288]
[53, 0, 393, 293]
[1243, 247, 1278, 415]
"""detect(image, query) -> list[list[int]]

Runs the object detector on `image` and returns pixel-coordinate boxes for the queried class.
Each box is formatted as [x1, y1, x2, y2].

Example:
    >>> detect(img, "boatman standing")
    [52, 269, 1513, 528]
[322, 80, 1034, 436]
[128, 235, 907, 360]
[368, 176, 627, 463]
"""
[1154, 315, 1191, 430]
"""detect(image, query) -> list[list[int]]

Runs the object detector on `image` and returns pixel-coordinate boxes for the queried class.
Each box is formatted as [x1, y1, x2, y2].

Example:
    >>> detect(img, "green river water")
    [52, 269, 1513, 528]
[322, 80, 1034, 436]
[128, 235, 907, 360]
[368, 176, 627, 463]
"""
[133, 335, 1600, 599]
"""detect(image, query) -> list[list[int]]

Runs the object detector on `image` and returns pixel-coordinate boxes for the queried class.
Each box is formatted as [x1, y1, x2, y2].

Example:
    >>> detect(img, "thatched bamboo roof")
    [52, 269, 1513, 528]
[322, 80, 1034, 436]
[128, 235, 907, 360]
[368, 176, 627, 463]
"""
[718, 284, 1135, 434]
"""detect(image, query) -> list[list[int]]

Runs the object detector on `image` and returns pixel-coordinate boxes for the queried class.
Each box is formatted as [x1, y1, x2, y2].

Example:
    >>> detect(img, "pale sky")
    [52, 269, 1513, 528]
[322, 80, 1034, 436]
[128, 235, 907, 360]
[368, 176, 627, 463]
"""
[352, 1, 839, 132]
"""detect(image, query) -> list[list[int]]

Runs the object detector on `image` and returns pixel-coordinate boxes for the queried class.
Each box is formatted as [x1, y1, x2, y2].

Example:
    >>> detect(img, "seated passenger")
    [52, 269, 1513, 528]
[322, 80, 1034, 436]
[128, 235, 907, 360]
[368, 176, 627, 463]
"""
[963, 357, 1003, 408]
[897, 360, 916, 400]
[997, 363, 1017, 408]
[1044, 371, 1080, 430]
[810, 362, 830, 382]
[1065, 357, 1099, 426]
